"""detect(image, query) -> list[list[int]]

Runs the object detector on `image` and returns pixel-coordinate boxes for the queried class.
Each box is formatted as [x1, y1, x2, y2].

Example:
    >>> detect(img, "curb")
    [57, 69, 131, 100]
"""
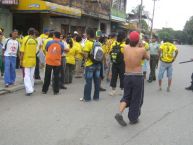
[0, 80, 43, 96]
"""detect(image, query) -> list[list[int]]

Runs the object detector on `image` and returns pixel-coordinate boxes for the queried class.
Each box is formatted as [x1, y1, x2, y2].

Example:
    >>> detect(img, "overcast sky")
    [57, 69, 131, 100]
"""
[126, 0, 193, 30]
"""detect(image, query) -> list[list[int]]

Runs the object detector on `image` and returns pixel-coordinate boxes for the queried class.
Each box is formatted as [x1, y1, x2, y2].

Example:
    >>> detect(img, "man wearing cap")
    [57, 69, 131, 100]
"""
[115, 31, 149, 126]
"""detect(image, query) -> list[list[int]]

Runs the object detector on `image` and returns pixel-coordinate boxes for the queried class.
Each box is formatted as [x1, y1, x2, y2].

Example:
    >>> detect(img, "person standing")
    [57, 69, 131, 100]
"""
[42, 32, 64, 95]
[0, 31, 4, 77]
[185, 62, 193, 91]
[65, 38, 78, 84]
[35, 29, 49, 80]
[80, 28, 103, 102]
[59, 34, 69, 89]
[3, 29, 20, 87]
[115, 31, 149, 126]
[148, 35, 160, 82]
[20, 28, 38, 96]
[75, 35, 84, 78]
[158, 38, 178, 92]
[109, 31, 126, 96]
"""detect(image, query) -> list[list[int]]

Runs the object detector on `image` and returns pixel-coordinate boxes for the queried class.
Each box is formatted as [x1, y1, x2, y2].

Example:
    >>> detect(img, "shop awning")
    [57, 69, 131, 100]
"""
[12, 0, 81, 18]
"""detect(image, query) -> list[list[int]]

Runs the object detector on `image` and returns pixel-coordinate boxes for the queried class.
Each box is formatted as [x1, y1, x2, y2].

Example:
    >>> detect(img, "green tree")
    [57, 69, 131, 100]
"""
[184, 16, 193, 44]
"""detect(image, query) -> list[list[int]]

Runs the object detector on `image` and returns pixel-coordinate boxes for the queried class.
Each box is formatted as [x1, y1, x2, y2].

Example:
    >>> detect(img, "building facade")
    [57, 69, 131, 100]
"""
[1, 0, 127, 36]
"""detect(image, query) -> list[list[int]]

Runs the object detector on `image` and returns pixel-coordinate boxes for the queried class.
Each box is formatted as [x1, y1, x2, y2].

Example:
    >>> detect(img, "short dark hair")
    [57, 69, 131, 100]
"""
[117, 31, 126, 43]
[125, 38, 130, 45]
[76, 35, 82, 42]
[54, 31, 61, 39]
[130, 41, 138, 47]
[48, 31, 54, 38]
[66, 38, 73, 48]
[28, 28, 35, 35]
[111, 33, 116, 38]
[86, 28, 95, 39]
[163, 38, 173, 43]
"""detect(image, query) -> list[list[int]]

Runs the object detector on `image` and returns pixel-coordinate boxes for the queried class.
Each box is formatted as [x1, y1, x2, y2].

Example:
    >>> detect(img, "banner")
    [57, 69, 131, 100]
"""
[0, 0, 19, 5]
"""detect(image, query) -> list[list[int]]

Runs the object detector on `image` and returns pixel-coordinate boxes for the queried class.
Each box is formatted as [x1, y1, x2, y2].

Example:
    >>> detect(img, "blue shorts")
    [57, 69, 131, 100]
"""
[158, 61, 173, 80]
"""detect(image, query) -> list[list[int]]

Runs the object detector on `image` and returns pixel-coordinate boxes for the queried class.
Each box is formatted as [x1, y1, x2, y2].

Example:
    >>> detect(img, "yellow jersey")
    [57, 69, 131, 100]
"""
[74, 41, 83, 60]
[66, 44, 78, 65]
[20, 35, 37, 67]
[160, 42, 178, 63]
[83, 40, 94, 67]
[43, 38, 53, 54]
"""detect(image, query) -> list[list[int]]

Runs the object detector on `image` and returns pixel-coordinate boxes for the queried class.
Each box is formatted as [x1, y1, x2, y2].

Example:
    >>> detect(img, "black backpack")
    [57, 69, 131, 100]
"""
[110, 43, 123, 64]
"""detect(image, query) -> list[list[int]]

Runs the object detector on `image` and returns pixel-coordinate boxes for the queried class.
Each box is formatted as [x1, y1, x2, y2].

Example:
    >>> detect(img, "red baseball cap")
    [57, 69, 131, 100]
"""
[129, 31, 140, 42]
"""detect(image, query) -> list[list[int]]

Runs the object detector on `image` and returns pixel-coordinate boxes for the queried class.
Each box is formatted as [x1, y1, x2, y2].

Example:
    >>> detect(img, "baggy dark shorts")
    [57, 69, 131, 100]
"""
[120, 73, 144, 122]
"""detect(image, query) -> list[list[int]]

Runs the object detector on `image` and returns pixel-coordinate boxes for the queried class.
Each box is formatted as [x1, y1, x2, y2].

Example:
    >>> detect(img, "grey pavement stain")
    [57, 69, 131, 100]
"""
[121, 100, 193, 145]
[57, 126, 91, 145]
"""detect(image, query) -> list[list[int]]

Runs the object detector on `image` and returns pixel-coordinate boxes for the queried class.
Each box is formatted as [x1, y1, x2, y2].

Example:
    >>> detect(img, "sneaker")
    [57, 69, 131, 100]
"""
[60, 85, 67, 89]
[185, 86, 193, 91]
[54, 92, 59, 95]
[115, 113, 127, 127]
[109, 90, 116, 96]
[167, 87, 170, 92]
[148, 79, 153, 83]
[100, 87, 106, 91]
[5, 84, 9, 88]
[80, 98, 90, 102]
[42, 91, 47, 94]
[130, 119, 139, 125]
[26, 93, 32, 96]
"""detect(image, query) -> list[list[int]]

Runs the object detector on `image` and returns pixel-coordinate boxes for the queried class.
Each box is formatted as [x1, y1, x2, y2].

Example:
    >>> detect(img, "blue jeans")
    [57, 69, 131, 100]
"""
[84, 64, 101, 101]
[4, 56, 16, 85]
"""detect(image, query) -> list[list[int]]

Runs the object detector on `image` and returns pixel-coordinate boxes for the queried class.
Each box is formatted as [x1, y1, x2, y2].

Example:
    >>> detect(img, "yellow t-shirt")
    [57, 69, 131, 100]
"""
[83, 40, 94, 67]
[145, 42, 149, 51]
[66, 44, 78, 65]
[40, 34, 48, 40]
[160, 42, 178, 63]
[20, 35, 37, 67]
[42, 38, 53, 54]
[74, 42, 83, 60]
[105, 38, 116, 54]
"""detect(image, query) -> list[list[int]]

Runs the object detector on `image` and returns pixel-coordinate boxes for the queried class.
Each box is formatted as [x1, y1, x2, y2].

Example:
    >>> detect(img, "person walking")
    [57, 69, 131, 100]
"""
[20, 28, 38, 96]
[148, 35, 160, 82]
[42, 31, 64, 95]
[115, 31, 149, 126]
[3, 29, 20, 87]
[158, 38, 178, 92]
[109, 31, 126, 96]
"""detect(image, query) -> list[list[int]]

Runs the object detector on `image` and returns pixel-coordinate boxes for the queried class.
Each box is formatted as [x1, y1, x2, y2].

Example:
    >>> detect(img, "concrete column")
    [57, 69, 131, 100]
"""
[0, 8, 13, 37]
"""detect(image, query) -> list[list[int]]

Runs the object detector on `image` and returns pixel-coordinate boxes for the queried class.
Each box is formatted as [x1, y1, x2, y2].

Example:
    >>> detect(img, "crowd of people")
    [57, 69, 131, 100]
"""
[0, 26, 193, 126]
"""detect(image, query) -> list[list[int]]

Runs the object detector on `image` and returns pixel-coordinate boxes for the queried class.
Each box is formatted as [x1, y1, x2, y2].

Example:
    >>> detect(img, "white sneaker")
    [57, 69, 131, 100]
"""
[109, 90, 116, 96]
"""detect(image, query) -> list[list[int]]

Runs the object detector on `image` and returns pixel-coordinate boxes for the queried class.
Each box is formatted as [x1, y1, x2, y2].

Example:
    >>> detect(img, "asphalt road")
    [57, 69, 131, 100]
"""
[0, 45, 192, 145]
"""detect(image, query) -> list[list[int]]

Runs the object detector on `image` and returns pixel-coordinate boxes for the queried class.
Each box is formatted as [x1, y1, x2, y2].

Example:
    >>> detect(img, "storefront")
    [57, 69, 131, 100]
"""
[12, 0, 81, 34]
[0, 0, 19, 36]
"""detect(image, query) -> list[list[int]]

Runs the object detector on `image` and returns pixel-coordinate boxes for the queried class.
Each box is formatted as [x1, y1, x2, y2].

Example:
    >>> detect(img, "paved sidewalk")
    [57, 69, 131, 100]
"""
[0, 69, 43, 95]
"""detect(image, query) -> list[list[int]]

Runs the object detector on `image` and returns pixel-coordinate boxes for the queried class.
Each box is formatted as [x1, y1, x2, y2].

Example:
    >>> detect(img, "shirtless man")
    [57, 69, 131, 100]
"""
[115, 31, 149, 126]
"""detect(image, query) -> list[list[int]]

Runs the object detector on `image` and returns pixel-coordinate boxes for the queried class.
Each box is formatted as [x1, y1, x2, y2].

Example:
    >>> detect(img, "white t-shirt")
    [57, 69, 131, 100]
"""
[3, 38, 20, 57]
